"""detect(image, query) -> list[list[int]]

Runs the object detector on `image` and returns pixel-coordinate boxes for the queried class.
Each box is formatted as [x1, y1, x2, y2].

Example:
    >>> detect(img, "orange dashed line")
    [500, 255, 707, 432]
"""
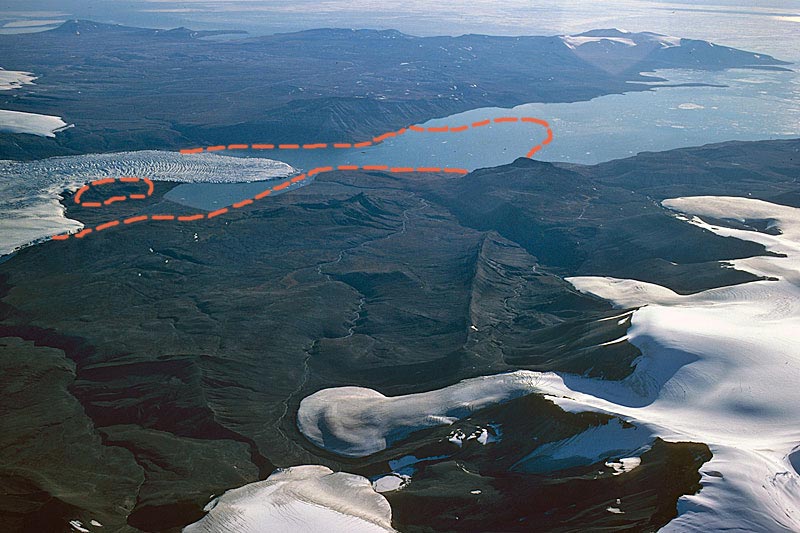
[207, 208, 228, 219]
[373, 132, 396, 143]
[521, 117, 548, 126]
[54, 116, 551, 241]
[74, 185, 89, 203]
[104, 196, 127, 205]
[95, 220, 120, 232]
[178, 214, 204, 221]
[233, 199, 254, 209]
[308, 166, 333, 177]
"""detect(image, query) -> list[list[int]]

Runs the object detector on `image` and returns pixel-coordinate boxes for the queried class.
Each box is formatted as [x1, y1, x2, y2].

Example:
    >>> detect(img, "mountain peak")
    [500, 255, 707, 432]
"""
[50, 19, 130, 34]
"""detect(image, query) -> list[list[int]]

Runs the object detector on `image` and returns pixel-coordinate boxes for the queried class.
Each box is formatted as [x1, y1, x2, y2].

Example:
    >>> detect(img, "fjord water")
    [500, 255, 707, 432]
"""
[159, 64, 800, 212]
[248, 66, 799, 172]
[3, 64, 796, 250]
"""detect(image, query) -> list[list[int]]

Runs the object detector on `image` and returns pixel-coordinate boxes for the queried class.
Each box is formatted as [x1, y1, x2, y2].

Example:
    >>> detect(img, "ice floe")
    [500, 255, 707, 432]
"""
[0, 109, 69, 137]
[0, 67, 36, 90]
[183, 465, 395, 532]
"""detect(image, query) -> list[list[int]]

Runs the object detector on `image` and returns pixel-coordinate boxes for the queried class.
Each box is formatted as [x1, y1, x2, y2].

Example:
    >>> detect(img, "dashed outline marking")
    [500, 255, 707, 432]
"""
[50, 117, 552, 242]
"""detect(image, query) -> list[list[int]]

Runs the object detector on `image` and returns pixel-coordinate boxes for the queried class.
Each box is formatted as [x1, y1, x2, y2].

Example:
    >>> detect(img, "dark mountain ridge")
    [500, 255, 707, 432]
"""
[0, 21, 788, 160]
[0, 137, 797, 531]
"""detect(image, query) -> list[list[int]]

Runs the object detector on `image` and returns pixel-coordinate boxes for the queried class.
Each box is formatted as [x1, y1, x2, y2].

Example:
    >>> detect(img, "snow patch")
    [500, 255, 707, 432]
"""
[555, 196, 800, 531]
[184, 465, 395, 532]
[0, 67, 36, 90]
[298, 372, 545, 457]
[511, 418, 651, 474]
[605, 457, 642, 476]
[372, 474, 409, 493]
[0, 109, 69, 137]
[677, 103, 705, 110]
[561, 36, 636, 50]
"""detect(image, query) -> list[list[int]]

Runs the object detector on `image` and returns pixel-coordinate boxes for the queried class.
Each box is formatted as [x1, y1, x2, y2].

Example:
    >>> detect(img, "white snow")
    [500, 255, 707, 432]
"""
[0, 109, 69, 137]
[0, 67, 36, 90]
[652, 35, 682, 48]
[561, 36, 637, 50]
[297, 372, 545, 457]
[605, 457, 642, 476]
[296, 195, 800, 529]
[447, 426, 495, 447]
[372, 474, 409, 493]
[511, 418, 652, 474]
[183, 465, 395, 533]
[560, 31, 681, 51]
[2, 19, 64, 28]
[548, 196, 800, 531]
[677, 103, 705, 110]
[69, 521, 89, 533]
[0, 151, 295, 256]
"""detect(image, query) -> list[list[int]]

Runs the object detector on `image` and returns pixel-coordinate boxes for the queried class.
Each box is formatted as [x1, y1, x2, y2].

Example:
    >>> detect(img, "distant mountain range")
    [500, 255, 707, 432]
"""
[0, 21, 789, 160]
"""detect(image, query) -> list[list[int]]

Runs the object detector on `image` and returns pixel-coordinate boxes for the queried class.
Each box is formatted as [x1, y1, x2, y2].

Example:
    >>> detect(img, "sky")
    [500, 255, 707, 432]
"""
[0, 0, 798, 59]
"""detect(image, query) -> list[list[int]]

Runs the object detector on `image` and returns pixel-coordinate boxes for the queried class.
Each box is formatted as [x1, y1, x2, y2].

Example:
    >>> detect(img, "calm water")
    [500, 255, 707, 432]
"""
[236, 67, 799, 172]
[169, 66, 799, 210]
